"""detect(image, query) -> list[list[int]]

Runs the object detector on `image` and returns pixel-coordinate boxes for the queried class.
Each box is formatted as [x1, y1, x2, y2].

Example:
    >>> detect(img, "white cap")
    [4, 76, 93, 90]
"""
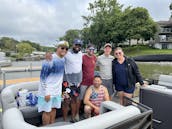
[56, 41, 69, 48]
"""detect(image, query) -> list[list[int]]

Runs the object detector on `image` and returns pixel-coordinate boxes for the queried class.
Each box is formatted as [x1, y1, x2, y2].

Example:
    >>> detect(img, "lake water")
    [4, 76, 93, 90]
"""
[0, 61, 42, 80]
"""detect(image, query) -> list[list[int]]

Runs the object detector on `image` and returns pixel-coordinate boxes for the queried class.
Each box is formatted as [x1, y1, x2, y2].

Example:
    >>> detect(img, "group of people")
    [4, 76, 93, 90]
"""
[38, 39, 145, 125]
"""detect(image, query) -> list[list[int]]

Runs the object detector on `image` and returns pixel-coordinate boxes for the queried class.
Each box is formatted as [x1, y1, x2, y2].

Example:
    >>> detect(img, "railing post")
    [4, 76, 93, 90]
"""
[2, 71, 6, 89]
[30, 62, 33, 77]
[30, 62, 32, 71]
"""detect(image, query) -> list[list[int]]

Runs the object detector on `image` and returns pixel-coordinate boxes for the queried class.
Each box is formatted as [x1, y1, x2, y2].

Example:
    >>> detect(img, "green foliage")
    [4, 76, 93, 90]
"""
[79, 0, 158, 49]
[138, 63, 172, 80]
[59, 29, 81, 46]
[0, 37, 19, 51]
[123, 45, 172, 57]
[21, 40, 41, 51]
[82, 0, 123, 49]
[41, 46, 55, 52]
[0, 37, 55, 58]
[16, 43, 34, 57]
[121, 7, 157, 44]
[170, 3, 172, 10]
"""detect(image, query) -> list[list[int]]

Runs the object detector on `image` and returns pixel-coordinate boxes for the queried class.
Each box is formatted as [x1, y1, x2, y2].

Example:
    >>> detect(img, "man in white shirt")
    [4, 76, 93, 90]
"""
[62, 39, 83, 122]
[97, 43, 114, 99]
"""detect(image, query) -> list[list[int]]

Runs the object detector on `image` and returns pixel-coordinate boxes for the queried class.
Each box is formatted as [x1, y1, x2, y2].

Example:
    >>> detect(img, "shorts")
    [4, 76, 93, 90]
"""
[115, 85, 135, 94]
[62, 81, 80, 98]
[79, 85, 88, 100]
[102, 79, 114, 96]
[37, 95, 61, 113]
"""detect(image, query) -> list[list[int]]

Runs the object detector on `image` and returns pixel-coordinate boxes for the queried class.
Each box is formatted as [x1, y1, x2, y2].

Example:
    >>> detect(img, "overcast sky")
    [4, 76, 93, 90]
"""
[0, 0, 171, 46]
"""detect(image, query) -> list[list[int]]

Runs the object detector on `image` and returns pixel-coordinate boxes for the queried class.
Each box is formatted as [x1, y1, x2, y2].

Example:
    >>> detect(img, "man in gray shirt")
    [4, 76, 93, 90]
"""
[97, 43, 114, 98]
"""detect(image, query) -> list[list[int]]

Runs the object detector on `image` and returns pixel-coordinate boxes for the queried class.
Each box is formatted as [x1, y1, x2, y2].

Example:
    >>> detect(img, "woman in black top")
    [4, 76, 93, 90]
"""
[112, 47, 145, 105]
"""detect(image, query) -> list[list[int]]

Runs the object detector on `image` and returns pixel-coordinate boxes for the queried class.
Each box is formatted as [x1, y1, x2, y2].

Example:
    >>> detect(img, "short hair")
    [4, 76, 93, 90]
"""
[114, 47, 123, 52]
[94, 75, 102, 80]
[45, 51, 52, 55]
[87, 44, 94, 49]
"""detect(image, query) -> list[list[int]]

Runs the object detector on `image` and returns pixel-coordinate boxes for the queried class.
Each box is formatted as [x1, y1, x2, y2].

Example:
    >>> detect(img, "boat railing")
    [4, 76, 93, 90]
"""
[0, 63, 41, 91]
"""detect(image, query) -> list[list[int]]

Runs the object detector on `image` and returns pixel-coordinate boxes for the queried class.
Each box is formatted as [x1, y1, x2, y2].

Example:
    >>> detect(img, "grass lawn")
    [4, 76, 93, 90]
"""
[122, 45, 172, 80]
[137, 62, 172, 80]
[123, 45, 172, 57]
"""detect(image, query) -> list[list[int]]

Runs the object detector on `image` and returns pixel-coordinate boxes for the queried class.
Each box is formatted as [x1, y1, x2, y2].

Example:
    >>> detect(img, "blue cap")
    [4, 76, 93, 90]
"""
[73, 39, 83, 45]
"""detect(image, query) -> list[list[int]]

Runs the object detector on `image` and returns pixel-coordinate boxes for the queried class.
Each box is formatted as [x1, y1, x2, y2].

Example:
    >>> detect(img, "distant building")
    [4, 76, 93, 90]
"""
[152, 19, 172, 49]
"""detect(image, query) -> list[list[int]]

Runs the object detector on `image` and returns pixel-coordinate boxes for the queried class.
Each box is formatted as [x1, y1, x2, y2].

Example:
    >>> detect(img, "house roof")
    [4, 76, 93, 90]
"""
[157, 19, 172, 26]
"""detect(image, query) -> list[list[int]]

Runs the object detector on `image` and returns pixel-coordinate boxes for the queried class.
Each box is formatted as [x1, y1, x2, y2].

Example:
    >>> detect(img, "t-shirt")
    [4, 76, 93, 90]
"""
[81, 54, 97, 86]
[64, 50, 83, 86]
[97, 54, 114, 80]
[114, 61, 128, 87]
[39, 53, 65, 96]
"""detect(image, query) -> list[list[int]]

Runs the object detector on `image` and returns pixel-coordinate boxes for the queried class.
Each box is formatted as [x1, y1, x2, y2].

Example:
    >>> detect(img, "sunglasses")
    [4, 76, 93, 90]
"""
[115, 52, 122, 55]
[89, 47, 95, 51]
[61, 47, 68, 51]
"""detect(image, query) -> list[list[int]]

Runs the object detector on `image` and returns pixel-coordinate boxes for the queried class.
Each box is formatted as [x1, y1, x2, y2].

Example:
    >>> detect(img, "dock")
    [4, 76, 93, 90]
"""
[0, 66, 41, 87]
[0, 77, 40, 86]
[0, 66, 41, 73]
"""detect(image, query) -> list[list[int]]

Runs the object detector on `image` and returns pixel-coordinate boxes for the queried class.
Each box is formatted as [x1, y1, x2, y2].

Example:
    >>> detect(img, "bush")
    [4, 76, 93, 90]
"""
[5, 52, 11, 57]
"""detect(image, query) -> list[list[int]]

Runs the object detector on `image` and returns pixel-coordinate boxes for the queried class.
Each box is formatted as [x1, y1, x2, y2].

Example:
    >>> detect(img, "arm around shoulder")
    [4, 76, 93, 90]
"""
[103, 86, 110, 101]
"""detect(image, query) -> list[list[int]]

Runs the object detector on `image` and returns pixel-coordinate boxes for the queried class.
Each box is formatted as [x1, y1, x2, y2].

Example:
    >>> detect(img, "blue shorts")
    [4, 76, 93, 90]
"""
[37, 95, 62, 112]
[115, 85, 135, 94]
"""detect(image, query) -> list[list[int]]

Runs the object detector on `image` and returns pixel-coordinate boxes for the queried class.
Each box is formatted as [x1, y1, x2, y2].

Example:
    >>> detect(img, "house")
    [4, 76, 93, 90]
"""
[152, 19, 172, 49]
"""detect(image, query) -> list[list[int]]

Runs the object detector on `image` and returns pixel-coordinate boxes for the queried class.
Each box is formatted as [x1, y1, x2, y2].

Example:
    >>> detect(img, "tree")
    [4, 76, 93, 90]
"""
[120, 7, 157, 45]
[16, 43, 34, 58]
[21, 40, 41, 51]
[0, 37, 19, 51]
[82, 0, 123, 50]
[82, 0, 157, 48]
[170, 3, 172, 18]
[59, 29, 81, 46]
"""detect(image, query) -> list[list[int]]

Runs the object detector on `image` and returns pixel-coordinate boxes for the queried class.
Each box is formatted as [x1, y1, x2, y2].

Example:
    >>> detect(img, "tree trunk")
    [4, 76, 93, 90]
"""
[142, 39, 144, 44]
[129, 39, 131, 46]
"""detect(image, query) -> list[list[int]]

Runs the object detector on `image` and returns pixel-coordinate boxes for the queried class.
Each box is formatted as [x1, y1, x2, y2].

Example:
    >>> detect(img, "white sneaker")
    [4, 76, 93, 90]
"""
[75, 114, 80, 121]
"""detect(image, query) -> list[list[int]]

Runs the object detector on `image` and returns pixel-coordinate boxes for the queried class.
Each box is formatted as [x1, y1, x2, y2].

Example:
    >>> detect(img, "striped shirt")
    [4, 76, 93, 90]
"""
[89, 85, 105, 107]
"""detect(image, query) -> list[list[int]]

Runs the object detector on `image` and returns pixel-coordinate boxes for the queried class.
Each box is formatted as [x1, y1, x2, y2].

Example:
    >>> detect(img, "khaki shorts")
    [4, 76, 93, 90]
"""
[79, 85, 89, 100]
[102, 79, 114, 96]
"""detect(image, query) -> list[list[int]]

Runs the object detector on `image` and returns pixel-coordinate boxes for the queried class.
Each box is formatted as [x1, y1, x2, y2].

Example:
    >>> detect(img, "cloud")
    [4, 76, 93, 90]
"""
[118, 0, 171, 21]
[0, 0, 92, 46]
[0, 0, 171, 46]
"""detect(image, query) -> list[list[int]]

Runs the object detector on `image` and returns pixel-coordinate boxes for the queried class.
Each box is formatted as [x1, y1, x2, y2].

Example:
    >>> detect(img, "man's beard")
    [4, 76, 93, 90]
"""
[73, 47, 81, 53]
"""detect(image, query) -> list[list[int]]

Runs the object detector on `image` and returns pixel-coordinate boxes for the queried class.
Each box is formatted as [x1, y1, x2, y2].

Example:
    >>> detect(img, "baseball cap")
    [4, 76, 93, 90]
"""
[56, 41, 69, 48]
[104, 43, 112, 48]
[73, 39, 83, 45]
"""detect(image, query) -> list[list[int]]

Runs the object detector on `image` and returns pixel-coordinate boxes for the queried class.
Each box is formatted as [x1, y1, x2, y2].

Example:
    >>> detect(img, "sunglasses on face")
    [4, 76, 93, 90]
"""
[61, 47, 68, 51]
[89, 47, 95, 51]
[115, 52, 122, 55]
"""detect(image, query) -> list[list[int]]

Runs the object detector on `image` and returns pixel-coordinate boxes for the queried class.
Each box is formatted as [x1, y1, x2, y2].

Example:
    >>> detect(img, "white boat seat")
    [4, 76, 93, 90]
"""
[2, 102, 141, 129]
